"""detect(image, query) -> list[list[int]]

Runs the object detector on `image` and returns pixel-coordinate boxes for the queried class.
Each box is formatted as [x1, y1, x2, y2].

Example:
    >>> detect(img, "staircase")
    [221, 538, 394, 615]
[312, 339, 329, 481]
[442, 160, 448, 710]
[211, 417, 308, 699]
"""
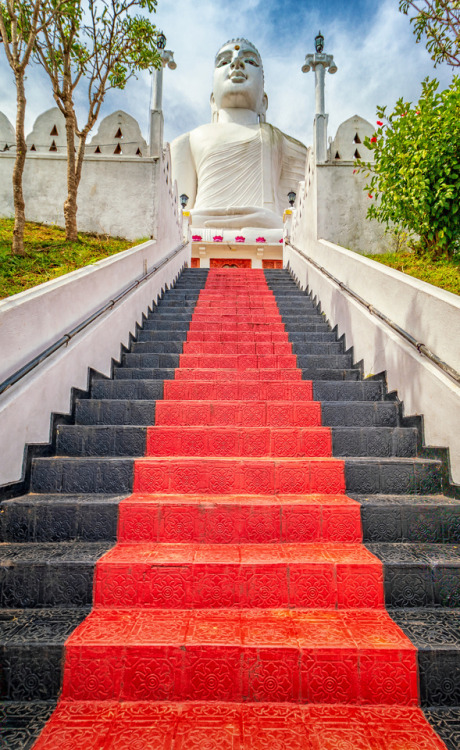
[1, 267, 459, 749]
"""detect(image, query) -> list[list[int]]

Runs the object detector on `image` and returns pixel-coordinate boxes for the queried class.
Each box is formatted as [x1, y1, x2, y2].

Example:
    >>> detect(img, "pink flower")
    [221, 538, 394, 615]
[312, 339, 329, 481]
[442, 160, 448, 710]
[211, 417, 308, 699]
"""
[279, 239, 283, 243]
[255, 237, 266, 243]
[213, 235, 223, 242]
[353, 169, 357, 174]
[368, 193, 373, 199]
[235, 236, 246, 242]
[376, 120, 383, 126]
[192, 235, 202, 241]
[370, 136, 377, 143]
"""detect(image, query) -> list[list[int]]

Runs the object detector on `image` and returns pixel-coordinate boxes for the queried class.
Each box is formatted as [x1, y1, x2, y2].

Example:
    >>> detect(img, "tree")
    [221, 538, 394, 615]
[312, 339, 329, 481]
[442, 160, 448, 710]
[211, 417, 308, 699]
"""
[35, 0, 163, 241]
[0, 1, 67, 254]
[359, 77, 460, 258]
[399, 0, 460, 68]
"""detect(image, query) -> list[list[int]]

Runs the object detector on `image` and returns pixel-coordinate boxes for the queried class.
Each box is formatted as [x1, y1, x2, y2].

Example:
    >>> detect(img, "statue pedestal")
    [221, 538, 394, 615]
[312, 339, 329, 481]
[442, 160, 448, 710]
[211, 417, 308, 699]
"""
[190, 228, 283, 269]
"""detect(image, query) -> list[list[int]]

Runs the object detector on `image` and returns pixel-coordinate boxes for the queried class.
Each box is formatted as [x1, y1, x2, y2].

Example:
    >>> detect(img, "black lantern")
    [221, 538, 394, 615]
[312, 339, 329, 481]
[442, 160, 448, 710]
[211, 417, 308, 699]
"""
[180, 193, 189, 209]
[157, 32, 167, 50]
[287, 191, 296, 207]
[315, 31, 324, 53]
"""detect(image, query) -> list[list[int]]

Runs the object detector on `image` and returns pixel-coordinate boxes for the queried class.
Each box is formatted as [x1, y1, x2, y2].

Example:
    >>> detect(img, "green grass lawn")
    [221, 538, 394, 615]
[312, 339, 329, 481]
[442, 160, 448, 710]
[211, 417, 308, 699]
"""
[0, 219, 142, 299]
[364, 251, 460, 296]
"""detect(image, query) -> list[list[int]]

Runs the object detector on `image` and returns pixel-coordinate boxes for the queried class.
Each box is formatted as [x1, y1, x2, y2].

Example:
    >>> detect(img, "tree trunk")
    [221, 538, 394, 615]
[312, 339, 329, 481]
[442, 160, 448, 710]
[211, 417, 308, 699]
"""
[63, 102, 79, 241]
[11, 72, 27, 256]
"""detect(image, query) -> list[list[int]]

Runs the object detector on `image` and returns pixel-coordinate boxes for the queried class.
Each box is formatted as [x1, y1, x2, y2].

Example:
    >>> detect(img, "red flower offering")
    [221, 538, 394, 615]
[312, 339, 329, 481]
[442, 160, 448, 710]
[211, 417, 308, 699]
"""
[235, 236, 246, 242]
[279, 239, 283, 243]
[213, 235, 223, 242]
[192, 235, 202, 241]
[255, 237, 266, 243]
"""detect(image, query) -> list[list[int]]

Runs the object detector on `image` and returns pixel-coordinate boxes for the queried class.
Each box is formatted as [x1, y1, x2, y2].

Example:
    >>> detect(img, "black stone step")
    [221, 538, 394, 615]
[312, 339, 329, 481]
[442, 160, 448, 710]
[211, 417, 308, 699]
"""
[30, 457, 134, 493]
[91, 379, 164, 399]
[302, 368, 362, 381]
[0, 701, 57, 748]
[424, 708, 460, 749]
[390, 609, 460, 708]
[321, 401, 398, 426]
[293, 342, 344, 355]
[29, 455, 441, 495]
[57, 424, 146, 457]
[113, 367, 176, 380]
[296, 354, 353, 369]
[354, 494, 460, 543]
[0, 494, 122, 543]
[282, 321, 330, 332]
[0, 542, 111, 607]
[121, 353, 180, 368]
[367, 543, 460, 608]
[0, 608, 90, 700]
[332, 426, 417, 457]
[130, 341, 185, 354]
[136, 330, 188, 342]
[313, 380, 384, 401]
[288, 332, 338, 342]
[75, 398, 156, 425]
[345, 457, 442, 495]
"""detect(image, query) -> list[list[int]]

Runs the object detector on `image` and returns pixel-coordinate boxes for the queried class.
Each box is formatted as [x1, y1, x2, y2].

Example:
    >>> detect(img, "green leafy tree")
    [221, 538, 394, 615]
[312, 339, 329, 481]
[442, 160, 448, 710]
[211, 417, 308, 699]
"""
[399, 0, 460, 68]
[34, 0, 163, 241]
[0, 0, 67, 254]
[359, 77, 460, 258]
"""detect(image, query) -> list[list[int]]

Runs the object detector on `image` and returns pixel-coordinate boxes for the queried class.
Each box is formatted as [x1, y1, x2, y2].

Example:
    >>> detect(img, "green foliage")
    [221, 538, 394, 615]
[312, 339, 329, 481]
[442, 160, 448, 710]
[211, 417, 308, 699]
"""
[358, 77, 460, 258]
[0, 219, 141, 298]
[363, 250, 460, 296]
[399, 0, 460, 68]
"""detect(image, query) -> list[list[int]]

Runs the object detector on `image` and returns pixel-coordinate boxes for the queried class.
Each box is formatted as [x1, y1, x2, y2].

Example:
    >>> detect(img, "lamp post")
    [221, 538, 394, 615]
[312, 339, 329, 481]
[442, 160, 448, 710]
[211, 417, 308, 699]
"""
[302, 32, 337, 163]
[287, 191, 296, 207]
[150, 32, 177, 157]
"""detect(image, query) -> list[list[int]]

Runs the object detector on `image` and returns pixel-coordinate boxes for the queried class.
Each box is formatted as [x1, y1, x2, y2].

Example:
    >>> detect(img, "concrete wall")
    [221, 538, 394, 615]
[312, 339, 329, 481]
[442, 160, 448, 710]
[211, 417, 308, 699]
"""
[0, 149, 188, 488]
[0, 152, 158, 240]
[285, 228, 460, 485]
[316, 164, 387, 254]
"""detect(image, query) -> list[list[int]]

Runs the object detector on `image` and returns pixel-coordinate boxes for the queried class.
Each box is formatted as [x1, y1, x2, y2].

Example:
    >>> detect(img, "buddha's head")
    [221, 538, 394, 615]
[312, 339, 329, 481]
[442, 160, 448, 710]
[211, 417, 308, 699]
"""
[211, 39, 268, 121]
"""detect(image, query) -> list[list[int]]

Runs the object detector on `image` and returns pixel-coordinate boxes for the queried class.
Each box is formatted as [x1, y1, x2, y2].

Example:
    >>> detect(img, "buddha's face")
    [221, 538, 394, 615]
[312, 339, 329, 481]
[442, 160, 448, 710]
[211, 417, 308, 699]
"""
[212, 41, 266, 113]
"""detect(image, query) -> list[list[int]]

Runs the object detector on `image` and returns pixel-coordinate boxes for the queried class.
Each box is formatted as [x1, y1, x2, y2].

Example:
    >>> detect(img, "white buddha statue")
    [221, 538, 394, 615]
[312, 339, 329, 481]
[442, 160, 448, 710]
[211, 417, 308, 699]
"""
[171, 39, 308, 232]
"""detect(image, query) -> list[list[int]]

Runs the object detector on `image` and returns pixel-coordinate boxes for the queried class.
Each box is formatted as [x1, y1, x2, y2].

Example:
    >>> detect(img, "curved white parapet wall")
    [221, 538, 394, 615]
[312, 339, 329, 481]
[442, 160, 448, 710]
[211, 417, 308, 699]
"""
[284, 234, 460, 485]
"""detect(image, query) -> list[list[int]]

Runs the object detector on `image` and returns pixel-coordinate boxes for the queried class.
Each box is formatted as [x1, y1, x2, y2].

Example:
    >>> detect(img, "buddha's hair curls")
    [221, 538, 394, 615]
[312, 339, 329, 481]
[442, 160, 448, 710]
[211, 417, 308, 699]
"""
[215, 39, 262, 65]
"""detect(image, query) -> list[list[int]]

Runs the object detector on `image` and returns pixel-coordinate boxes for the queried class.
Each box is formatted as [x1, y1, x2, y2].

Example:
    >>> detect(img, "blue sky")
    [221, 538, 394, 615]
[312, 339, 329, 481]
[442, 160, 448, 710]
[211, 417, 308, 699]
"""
[0, 0, 454, 147]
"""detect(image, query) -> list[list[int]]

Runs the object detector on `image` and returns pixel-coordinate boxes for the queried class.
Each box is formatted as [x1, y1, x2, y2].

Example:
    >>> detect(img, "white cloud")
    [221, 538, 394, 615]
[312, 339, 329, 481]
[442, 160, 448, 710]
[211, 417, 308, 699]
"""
[0, 0, 454, 148]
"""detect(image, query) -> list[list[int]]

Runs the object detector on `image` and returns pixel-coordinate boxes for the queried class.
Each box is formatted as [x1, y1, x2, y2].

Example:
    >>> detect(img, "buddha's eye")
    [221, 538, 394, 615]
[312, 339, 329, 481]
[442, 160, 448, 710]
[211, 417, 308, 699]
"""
[245, 59, 259, 66]
[217, 58, 230, 67]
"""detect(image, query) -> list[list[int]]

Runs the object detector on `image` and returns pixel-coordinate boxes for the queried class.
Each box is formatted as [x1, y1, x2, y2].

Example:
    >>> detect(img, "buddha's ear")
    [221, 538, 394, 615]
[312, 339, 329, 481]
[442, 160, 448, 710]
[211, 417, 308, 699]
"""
[259, 92, 268, 123]
[210, 93, 219, 123]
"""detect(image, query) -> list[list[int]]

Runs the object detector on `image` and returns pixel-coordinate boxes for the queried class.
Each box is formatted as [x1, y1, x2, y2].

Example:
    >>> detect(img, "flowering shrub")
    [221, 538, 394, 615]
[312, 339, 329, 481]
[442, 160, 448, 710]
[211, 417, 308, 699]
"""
[356, 77, 460, 258]
[192, 235, 202, 241]
[235, 236, 245, 242]
[212, 235, 223, 242]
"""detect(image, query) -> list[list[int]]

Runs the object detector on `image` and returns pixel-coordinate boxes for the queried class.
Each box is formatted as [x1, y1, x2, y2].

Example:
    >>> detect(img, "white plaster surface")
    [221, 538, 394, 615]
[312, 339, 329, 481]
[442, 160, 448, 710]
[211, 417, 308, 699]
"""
[25, 107, 77, 153]
[0, 152, 157, 240]
[0, 111, 15, 151]
[285, 232, 460, 484]
[89, 111, 148, 156]
[328, 115, 374, 162]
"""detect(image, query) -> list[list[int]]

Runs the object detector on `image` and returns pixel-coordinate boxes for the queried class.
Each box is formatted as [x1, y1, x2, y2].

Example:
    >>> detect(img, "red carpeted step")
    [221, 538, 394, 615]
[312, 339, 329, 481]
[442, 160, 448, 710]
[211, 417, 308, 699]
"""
[94, 542, 383, 609]
[60, 608, 417, 705]
[145, 426, 331, 457]
[133, 457, 345, 495]
[117, 493, 362, 543]
[155, 399, 321, 426]
[182, 341, 293, 354]
[163, 380, 313, 400]
[30, 701, 449, 750]
[179, 354, 297, 369]
[174, 368, 303, 381]
[186, 329, 290, 341]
